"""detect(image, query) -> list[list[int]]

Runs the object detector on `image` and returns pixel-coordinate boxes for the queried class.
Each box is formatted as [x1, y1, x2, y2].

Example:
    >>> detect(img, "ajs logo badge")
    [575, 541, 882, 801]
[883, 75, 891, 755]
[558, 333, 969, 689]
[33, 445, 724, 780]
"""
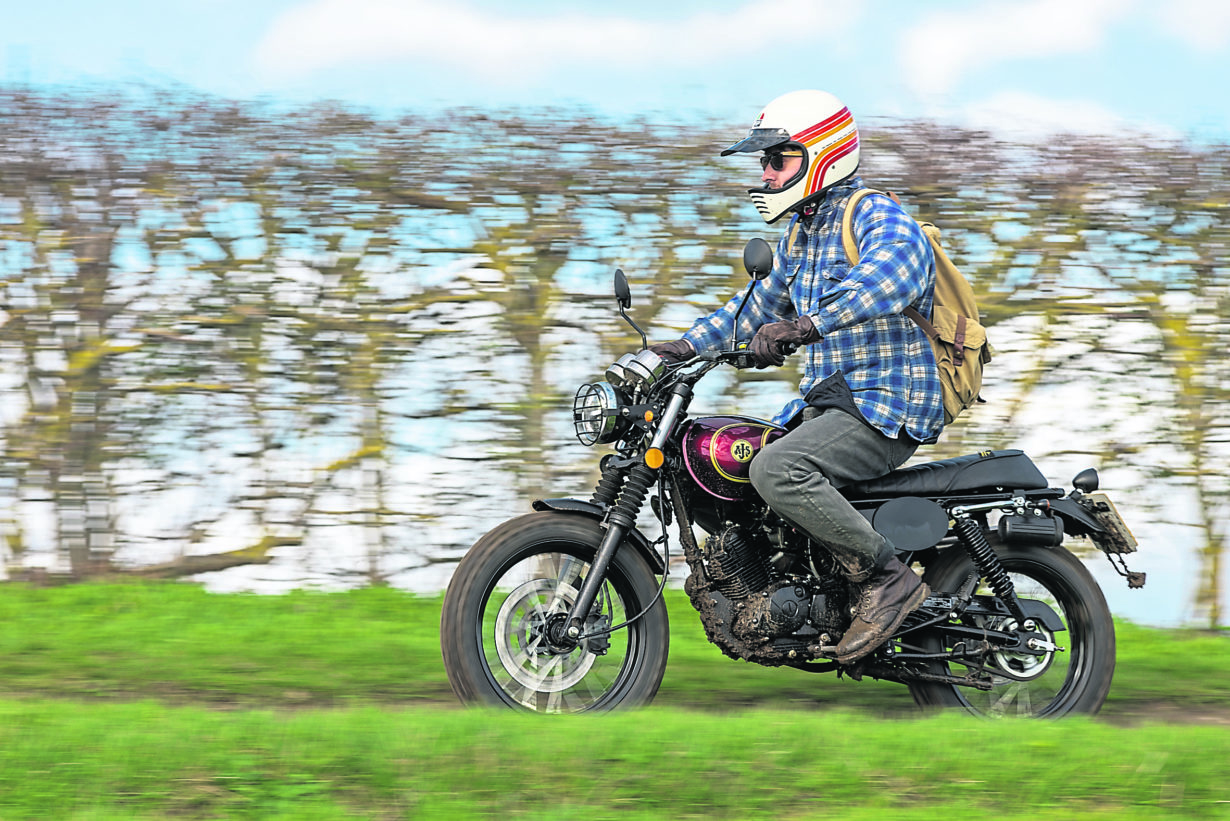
[730, 439, 755, 463]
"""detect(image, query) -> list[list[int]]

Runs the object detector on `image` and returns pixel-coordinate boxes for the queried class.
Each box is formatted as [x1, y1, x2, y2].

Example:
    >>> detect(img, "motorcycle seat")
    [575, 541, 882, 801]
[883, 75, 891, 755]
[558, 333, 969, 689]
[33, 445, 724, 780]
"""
[844, 449, 1050, 499]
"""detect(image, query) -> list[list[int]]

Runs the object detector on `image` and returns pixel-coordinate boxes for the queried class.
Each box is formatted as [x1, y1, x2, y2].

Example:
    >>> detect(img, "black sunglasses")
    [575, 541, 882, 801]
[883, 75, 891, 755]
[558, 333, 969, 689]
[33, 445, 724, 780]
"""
[760, 150, 804, 171]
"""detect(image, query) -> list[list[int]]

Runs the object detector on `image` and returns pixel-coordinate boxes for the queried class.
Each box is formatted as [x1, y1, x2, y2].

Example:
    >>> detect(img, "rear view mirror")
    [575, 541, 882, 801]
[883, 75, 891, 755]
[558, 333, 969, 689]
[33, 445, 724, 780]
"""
[612, 268, 646, 348]
[743, 238, 774, 280]
[614, 269, 632, 309]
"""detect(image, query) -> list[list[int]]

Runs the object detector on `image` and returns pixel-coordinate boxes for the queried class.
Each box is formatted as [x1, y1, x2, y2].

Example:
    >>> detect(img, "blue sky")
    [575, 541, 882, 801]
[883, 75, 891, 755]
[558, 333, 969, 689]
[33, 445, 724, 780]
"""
[3, 0, 1230, 141]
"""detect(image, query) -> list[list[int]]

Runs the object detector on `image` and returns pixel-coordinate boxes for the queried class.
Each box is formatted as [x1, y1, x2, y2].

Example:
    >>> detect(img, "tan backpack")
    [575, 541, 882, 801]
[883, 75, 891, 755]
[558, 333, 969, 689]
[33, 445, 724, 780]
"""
[840, 189, 991, 425]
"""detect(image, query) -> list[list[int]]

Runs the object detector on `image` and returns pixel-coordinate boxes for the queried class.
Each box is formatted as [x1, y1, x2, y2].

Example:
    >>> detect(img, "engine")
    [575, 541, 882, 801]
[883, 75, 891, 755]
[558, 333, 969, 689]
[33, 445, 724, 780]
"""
[701, 525, 770, 598]
[682, 522, 849, 665]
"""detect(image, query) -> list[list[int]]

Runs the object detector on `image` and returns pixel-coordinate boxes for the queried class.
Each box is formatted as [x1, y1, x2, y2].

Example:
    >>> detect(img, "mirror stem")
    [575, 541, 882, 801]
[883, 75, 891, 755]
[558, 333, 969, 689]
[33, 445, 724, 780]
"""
[620, 305, 648, 350]
[729, 281, 758, 352]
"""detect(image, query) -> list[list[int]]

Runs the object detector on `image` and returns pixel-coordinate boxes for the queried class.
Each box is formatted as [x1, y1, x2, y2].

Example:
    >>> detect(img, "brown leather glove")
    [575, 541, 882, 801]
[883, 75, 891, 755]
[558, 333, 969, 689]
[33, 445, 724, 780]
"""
[749, 316, 820, 368]
[648, 339, 695, 364]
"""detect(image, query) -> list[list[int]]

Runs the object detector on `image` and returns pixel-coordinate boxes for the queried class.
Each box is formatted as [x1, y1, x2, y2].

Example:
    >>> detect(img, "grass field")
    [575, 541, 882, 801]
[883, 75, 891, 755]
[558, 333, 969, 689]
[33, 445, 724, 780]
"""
[2, 582, 1229, 819]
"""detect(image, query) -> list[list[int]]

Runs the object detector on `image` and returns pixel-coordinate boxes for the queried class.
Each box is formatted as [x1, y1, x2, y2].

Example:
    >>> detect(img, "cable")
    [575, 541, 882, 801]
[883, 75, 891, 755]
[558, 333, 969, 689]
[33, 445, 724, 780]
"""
[574, 475, 673, 641]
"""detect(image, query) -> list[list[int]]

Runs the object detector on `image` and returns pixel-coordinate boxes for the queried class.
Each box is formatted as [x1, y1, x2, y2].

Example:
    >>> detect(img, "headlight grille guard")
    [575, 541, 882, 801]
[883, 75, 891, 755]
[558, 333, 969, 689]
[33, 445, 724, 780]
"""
[572, 381, 625, 446]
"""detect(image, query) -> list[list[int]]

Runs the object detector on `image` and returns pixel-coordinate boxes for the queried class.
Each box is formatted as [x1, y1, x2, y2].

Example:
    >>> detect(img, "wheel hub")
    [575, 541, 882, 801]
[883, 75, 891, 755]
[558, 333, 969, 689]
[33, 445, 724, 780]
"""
[493, 578, 611, 694]
[991, 618, 1058, 680]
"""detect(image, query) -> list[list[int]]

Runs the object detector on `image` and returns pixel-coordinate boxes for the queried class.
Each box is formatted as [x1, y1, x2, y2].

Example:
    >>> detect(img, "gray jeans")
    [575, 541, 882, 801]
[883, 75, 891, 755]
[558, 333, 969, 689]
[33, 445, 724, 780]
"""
[749, 409, 918, 582]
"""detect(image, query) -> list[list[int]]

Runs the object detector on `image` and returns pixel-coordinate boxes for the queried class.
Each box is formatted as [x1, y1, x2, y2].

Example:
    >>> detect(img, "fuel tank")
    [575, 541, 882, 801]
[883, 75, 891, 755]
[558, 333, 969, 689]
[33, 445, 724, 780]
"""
[681, 415, 787, 501]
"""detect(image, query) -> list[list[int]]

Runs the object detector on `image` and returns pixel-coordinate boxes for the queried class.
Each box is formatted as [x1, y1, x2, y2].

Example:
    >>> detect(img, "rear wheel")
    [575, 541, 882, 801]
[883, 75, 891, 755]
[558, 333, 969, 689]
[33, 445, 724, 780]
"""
[909, 543, 1115, 717]
[440, 512, 669, 713]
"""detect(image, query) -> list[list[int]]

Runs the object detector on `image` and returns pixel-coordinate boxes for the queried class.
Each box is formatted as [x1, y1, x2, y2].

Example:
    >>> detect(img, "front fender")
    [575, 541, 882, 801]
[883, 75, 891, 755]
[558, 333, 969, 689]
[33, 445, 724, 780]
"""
[531, 498, 667, 575]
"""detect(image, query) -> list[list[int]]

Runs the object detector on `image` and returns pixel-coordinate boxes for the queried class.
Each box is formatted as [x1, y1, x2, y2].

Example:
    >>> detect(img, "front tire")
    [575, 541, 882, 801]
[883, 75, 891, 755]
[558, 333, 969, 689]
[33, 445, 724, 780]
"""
[441, 511, 669, 713]
[909, 543, 1115, 717]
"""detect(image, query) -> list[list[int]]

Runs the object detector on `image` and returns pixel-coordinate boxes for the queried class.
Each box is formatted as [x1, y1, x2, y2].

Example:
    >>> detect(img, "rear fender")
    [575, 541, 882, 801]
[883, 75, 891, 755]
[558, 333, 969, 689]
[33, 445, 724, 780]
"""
[1049, 497, 1106, 538]
[531, 498, 667, 575]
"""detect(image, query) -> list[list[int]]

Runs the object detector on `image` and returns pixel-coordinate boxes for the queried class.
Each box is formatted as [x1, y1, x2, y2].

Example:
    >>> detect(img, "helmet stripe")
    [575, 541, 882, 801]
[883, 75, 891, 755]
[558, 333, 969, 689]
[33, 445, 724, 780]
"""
[798, 116, 854, 150]
[792, 106, 853, 145]
[807, 133, 859, 192]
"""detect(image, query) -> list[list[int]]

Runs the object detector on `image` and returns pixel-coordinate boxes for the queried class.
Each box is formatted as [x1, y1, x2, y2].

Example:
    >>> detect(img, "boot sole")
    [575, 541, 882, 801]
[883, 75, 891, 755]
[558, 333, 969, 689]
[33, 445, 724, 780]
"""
[835, 581, 931, 665]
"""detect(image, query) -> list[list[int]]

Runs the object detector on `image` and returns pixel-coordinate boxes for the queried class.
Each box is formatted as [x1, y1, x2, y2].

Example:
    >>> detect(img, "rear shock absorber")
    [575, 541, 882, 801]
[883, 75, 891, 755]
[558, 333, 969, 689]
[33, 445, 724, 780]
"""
[952, 512, 1028, 623]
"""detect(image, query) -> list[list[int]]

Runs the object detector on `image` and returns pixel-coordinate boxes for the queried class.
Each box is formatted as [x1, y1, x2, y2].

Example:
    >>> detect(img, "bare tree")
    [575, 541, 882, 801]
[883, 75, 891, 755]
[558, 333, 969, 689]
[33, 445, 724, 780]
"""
[2, 88, 1228, 622]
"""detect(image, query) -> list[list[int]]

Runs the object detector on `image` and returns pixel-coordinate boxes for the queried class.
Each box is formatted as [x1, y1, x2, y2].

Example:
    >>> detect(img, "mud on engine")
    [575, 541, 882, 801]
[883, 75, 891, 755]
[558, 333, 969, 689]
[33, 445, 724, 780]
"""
[682, 523, 850, 665]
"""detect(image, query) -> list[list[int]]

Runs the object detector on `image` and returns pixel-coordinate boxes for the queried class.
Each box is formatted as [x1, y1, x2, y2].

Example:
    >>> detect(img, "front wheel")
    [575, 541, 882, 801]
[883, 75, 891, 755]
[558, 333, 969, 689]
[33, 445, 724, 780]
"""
[441, 511, 669, 713]
[909, 542, 1115, 718]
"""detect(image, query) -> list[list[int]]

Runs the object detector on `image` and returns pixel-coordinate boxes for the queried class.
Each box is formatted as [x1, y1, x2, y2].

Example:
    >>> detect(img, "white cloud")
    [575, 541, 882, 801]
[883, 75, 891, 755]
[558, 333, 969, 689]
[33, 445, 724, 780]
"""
[899, 0, 1136, 95]
[254, 0, 857, 84]
[1157, 0, 1230, 51]
[957, 90, 1180, 140]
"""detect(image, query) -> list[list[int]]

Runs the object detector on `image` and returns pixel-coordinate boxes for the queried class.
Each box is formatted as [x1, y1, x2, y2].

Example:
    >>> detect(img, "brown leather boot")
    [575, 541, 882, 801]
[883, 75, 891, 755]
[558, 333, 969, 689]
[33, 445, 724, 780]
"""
[834, 557, 929, 665]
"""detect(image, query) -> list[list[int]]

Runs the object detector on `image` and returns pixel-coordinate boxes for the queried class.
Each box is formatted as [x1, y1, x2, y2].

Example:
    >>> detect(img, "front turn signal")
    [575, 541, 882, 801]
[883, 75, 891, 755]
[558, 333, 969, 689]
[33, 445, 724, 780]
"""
[644, 448, 665, 469]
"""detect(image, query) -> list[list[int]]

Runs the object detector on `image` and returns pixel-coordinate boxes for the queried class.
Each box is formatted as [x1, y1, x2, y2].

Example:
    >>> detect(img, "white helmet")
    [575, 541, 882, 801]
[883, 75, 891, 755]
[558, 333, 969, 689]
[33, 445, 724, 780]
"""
[722, 90, 860, 224]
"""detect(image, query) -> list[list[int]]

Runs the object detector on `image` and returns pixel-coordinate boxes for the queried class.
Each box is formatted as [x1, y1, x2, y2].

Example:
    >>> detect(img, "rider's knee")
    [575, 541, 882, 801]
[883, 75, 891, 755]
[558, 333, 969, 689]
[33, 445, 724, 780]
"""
[749, 448, 780, 500]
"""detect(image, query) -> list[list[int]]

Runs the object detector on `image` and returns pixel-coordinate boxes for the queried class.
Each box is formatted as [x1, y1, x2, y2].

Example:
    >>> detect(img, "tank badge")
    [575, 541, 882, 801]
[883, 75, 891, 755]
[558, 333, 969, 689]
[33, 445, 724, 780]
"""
[730, 439, 755, 463]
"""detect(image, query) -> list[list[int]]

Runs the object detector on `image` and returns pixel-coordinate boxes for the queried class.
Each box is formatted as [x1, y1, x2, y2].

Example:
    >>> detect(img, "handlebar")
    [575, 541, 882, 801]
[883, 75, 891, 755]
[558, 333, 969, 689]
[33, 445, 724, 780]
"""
[688, 348, 758, 370]
[660, 339, 801, 377]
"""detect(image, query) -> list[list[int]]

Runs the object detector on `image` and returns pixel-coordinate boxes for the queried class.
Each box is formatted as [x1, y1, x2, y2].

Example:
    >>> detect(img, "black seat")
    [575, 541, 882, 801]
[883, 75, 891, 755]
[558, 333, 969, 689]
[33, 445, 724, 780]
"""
[845, 450, 1050, 499]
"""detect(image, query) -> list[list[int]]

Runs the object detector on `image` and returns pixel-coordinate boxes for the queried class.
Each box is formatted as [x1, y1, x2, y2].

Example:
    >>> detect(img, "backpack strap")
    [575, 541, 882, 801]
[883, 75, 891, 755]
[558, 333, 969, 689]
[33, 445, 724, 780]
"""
[839, 188, 881, 265]
[840, 188, 932, 337]
[902, 307, 968, 367]
[839, 188, 904, 261]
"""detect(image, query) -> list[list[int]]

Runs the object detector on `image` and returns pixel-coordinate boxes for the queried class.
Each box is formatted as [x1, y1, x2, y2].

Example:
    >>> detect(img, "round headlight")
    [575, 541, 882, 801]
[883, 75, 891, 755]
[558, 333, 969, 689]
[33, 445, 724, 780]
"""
[572, 382, 624, 446]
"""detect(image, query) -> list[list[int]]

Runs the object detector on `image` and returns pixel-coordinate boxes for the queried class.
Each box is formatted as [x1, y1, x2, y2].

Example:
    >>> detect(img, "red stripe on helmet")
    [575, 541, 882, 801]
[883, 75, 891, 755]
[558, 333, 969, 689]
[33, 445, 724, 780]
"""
[792, 107, 853, 144]
[806, 135, 859, 193]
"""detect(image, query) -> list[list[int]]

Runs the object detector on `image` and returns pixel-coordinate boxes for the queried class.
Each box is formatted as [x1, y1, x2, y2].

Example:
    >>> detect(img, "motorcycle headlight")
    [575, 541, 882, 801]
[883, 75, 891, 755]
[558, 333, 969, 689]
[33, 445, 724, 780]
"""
[573, 382, 625, 446]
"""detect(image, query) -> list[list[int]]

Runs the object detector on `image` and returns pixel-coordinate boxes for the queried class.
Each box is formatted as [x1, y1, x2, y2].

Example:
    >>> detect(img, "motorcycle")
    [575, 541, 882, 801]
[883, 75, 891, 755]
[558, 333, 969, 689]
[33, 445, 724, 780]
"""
[440, 238, 1145, 716]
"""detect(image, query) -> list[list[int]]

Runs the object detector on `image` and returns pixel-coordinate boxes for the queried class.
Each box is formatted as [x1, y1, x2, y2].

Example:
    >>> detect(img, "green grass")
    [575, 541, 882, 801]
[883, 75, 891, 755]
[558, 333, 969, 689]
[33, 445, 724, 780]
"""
[3, 700, 1230, 819]
[2, 582, 1229, 819]
[0, 582, 450, 706]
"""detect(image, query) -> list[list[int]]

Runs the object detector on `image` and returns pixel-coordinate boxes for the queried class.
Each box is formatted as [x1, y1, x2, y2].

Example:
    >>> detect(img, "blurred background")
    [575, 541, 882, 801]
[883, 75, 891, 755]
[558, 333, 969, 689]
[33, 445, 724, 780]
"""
[1, 1, 1228, 628]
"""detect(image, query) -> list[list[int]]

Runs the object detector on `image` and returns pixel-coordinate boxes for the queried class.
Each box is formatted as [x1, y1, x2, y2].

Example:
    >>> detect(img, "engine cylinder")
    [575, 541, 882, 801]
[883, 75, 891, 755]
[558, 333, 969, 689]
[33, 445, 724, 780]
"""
[703, 526, 770, 599]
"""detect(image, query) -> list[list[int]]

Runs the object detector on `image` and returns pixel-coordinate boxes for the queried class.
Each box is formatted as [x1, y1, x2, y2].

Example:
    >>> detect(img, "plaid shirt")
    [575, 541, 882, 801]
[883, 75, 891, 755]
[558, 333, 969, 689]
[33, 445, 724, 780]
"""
[682, 177, 944, 441]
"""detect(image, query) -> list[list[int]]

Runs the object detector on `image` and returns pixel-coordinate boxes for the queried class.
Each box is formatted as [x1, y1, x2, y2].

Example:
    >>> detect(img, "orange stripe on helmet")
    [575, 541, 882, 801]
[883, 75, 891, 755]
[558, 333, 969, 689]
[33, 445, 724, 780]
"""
[792, 107, 853, 145]
[806, 133, 860, 193]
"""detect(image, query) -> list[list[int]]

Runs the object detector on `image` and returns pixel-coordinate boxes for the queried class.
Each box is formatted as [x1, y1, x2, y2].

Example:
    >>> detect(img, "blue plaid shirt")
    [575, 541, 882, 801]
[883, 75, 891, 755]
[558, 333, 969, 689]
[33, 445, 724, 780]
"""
[683, 177, 944, 441]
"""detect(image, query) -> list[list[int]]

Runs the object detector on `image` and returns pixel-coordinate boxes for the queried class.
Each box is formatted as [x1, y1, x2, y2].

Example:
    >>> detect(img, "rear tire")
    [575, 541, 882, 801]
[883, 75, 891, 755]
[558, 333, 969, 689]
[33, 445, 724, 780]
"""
[909, 543, 1115, 717]
[441, 511, 669, 713]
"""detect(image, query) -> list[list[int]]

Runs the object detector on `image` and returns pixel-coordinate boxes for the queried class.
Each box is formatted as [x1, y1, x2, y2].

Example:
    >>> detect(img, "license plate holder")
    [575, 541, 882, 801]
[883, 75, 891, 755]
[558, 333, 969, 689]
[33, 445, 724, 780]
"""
[1084, 492, 1137, 554]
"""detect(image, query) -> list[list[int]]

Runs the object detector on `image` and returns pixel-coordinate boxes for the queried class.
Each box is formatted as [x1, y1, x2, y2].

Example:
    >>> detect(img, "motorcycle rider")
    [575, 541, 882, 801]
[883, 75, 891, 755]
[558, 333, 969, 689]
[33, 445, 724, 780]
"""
[650, 90, 942, 664]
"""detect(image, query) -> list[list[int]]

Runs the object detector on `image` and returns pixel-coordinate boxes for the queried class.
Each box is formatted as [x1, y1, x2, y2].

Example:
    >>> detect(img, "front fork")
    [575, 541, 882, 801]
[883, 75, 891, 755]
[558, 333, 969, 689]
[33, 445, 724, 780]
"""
[559, 385, 690, 642]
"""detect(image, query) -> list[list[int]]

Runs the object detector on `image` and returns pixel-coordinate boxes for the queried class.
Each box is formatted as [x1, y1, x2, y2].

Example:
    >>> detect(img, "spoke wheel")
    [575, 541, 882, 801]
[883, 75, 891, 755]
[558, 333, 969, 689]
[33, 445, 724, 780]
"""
[441, 512, 669, 713]
[909, 543, 1115, 718]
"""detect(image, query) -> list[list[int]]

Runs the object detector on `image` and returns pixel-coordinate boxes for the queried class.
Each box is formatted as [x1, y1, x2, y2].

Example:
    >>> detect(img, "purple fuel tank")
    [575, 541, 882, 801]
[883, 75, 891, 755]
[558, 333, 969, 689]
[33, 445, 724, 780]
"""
[681, 415, 787, 501]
